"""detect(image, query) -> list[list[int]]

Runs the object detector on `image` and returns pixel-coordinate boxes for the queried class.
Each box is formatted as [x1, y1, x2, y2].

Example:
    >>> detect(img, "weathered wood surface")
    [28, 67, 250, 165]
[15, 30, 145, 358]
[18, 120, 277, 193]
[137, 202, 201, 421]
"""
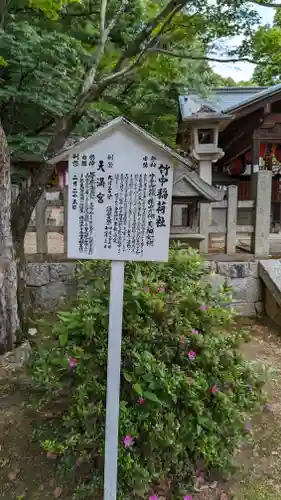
[0, 123, 18, 353]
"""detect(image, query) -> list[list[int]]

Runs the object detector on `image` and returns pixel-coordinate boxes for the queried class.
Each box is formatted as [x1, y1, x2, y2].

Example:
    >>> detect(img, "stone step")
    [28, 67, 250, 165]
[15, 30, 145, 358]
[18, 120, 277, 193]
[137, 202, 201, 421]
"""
[259, 260, 281, 326]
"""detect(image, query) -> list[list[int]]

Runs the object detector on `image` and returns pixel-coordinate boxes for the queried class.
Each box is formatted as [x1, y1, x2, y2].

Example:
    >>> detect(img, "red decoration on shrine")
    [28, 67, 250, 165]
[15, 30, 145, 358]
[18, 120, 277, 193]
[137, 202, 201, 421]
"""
[228, 143, 281, 176]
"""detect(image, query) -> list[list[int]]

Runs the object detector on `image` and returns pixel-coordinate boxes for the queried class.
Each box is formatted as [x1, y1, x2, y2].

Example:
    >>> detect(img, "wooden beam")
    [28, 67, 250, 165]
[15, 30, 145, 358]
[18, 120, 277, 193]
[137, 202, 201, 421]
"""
[217, 108, 265, 168]
[219, 108, 264, 150]
[218, 135, 251, 167]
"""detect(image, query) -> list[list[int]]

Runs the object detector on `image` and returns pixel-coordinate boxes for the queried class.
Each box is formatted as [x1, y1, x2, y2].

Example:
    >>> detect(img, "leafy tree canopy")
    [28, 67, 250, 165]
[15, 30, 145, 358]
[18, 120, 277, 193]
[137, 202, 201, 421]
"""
[0, 0, 276, 247]
[241, 7, 281, 86]
[0, 0, 262, 157]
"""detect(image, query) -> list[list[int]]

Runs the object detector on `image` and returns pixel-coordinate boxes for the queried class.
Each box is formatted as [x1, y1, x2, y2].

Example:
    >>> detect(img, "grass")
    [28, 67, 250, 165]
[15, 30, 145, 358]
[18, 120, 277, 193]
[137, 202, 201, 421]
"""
[234, 481, 281, 500]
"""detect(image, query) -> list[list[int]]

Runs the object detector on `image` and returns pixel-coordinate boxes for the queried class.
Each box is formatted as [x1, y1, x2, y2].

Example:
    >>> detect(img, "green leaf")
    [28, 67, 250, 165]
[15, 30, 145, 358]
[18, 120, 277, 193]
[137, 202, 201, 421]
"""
[143, 390, 163, 405]
[0, 56, 7, 67]
[133, 383, 143, 396]
[123, 371, 133, 382]
[59, 332, 68, 347]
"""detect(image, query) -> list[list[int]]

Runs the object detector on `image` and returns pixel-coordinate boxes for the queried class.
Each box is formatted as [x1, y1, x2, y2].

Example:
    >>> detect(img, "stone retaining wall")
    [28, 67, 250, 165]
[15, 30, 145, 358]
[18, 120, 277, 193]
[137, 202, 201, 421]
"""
[27, 262, 77, 310]
[27, 259, 263, 317]
[204, 260, 262, 317]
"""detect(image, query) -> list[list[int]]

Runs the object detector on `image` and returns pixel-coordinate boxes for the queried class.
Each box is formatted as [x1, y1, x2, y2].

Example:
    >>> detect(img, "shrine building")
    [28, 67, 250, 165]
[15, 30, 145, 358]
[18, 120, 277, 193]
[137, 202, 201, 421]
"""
[177, 83, 281, 232]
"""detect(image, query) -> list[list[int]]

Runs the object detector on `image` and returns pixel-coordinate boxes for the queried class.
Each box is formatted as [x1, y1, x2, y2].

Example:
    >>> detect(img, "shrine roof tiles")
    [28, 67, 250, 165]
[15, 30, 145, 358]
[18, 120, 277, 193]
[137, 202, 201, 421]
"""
[179, 84, 281, 118]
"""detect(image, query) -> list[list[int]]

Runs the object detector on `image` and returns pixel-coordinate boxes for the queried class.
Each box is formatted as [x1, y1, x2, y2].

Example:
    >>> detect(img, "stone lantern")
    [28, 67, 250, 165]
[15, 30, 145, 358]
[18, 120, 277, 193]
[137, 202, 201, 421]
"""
[180, 97, 232, 185]
[180, 97, 232, 252]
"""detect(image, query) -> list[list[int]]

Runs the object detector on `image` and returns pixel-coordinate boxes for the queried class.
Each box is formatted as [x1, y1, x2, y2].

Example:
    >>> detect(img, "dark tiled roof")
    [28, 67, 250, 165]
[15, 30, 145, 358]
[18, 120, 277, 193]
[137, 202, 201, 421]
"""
[179, 84, 281, 118]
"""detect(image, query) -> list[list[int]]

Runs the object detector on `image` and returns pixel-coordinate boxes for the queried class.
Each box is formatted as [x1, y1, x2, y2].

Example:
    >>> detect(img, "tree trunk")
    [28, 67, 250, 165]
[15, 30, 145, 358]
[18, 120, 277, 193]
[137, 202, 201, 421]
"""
[0, 123, 19, 353]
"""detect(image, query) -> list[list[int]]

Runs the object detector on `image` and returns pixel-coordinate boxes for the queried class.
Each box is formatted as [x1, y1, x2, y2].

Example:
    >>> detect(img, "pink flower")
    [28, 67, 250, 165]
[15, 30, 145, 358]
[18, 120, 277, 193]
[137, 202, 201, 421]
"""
[68, 357, 78, 369]
[188, 350, 197, 360]
[138, 397, 145, 405]
[157, 287, 166, 293]
[149, 496, 159, 500]
[211, 385, 217, 394]
[191, 328, 200, 335]
[123, 435, 134, 448]
[200, 304, 207, 312]
[184, 496, 193, 500]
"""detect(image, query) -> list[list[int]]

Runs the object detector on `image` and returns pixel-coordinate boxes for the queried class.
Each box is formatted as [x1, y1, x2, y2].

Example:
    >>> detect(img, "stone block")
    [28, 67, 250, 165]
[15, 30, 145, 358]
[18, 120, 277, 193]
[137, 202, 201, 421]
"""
[259, 260, 281, 306]
[231, 277, 261, 302]
[231, 300, 257, 317]
[49, 263, 76, 283]
[217, 261, 258, 279]
[26, 263, 50, 286]
[202, 261, 217, 273]
[30, 282, 76, 310]
[255, 301, 264, 315]
[264, 287, 281, 327]
[201, 274, 230, 291]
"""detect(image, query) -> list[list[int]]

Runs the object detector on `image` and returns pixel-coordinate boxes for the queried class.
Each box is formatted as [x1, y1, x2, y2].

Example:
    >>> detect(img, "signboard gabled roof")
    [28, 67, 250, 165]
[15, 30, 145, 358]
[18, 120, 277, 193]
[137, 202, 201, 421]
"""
[47, 116, 224, 202]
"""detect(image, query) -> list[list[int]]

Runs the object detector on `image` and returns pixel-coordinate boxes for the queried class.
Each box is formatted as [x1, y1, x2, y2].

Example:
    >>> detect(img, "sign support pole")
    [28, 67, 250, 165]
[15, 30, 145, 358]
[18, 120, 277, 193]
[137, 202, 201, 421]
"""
[104, 260, 125, 500]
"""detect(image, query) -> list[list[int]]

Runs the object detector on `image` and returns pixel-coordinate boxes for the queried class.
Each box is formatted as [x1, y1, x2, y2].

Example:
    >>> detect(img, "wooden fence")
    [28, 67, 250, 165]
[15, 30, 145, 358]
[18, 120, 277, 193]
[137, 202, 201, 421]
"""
[18, 170, 272, 261]
[209, 194, 255, 253]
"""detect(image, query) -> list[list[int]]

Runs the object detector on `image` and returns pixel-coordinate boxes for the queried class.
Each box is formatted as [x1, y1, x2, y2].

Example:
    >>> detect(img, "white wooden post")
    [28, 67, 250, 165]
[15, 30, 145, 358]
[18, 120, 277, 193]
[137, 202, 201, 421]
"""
[226, 185, 237, 254]
[65, 118, 175, 500]
[104, 261, 125, 500]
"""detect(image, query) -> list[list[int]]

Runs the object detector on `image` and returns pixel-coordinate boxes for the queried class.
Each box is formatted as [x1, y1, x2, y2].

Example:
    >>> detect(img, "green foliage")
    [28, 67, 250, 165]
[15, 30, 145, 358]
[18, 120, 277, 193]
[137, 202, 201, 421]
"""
[31, 248, 264, 499]
[0, 18, 96, 156]
[246, 10, 281, 86]
[29, 0, 81, 19]
[0, 0, 266, 159]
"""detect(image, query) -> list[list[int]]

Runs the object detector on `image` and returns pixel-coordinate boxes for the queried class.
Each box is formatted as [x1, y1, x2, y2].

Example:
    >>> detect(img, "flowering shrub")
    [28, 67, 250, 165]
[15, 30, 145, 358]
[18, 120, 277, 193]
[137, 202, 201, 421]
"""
[31, 248, 263, 499]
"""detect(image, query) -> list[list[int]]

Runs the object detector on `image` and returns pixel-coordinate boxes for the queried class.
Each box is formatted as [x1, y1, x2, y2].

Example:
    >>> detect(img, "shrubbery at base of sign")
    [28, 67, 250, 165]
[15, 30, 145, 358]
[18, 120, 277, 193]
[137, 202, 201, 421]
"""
[31, 247, 264, 499]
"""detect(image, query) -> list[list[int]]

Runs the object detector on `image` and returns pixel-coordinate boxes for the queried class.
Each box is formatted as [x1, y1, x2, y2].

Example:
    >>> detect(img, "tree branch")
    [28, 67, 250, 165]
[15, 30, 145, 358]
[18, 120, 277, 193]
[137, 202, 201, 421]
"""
[60, 8, 99, 18]
[105, 0, 129, 37]
[113, 0, 187, 72]
[81, 0, 130, 96]
[103, 2, 185, 83]
[100, 0, 107, 42]
[147, 48, 261, 65]
[28, 118, 54, 136]
[249, 0, 281, 7]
